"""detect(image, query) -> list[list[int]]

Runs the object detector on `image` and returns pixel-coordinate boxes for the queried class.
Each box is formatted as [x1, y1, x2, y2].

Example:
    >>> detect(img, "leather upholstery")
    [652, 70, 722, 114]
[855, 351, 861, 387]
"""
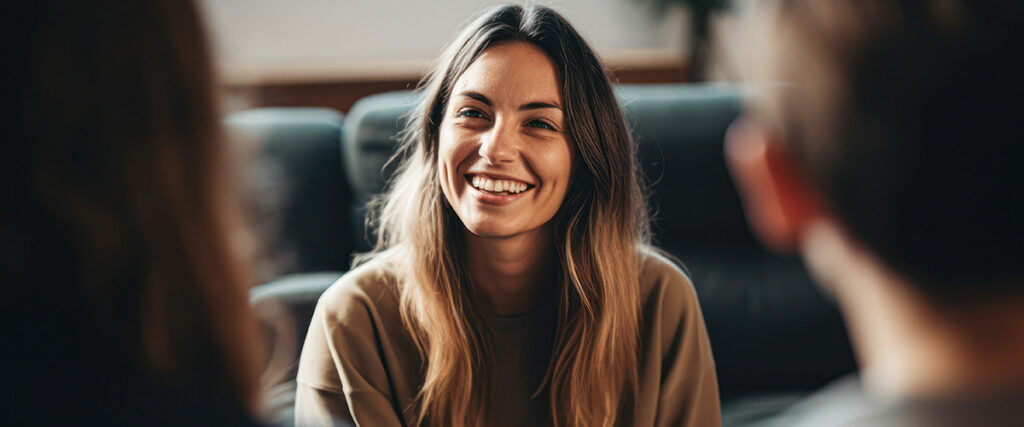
[226, 108, 354, 275]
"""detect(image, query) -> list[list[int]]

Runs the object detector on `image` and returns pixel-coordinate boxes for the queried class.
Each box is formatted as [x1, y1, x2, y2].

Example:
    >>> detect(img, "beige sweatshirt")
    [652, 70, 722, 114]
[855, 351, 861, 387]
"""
[294, 250, 721, 427]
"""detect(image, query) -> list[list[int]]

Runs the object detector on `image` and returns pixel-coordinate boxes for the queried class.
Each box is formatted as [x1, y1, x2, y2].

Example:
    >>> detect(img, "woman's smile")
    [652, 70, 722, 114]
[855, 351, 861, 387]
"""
[464, 173, 536, 205]
[467, 174, 532, 195]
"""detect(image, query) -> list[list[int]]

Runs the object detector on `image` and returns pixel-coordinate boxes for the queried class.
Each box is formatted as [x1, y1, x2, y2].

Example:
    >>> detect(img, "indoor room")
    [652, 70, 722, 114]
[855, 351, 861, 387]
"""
[5, 1, 1021, 426]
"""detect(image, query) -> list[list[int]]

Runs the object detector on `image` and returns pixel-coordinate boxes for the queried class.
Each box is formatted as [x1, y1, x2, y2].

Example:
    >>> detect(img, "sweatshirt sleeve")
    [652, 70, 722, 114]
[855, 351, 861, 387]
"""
[294, 281, 405, 427]
[640, 253, 722, 427]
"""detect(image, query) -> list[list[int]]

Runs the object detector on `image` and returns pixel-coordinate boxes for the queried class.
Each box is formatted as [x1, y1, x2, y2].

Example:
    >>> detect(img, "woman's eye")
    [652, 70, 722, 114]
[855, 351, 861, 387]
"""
[527, 120, 556, 131]
[457, 109, 484, 119]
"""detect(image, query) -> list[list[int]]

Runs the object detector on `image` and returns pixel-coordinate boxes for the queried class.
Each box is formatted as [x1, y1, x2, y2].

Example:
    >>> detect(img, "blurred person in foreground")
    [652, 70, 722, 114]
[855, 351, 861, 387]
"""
[727, 1, 1024, 425]
[1, 2, 263, 425]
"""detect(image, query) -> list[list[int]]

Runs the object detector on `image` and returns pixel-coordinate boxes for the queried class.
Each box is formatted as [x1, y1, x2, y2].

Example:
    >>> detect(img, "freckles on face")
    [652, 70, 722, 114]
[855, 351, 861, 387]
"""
[436, 42, 574, 239]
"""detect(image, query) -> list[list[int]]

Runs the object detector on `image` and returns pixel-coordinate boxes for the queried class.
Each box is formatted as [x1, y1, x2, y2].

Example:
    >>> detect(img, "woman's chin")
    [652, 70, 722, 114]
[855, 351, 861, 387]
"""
[462, 218, 552, 241]
[463, 223, 518, 239]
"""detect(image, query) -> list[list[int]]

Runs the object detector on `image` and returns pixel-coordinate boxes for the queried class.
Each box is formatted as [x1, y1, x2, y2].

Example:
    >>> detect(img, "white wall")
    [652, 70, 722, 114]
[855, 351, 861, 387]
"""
[200, 0, 688, 83]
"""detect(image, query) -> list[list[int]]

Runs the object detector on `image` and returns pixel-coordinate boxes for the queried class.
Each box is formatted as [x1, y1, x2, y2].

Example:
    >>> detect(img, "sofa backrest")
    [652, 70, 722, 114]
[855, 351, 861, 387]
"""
[618, 84, 755, 248]
[226, 108, 354, 277]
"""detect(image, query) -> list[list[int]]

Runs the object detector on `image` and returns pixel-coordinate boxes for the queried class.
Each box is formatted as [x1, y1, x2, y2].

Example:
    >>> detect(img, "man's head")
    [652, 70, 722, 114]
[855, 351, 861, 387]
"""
[728, 0, 1024, 302]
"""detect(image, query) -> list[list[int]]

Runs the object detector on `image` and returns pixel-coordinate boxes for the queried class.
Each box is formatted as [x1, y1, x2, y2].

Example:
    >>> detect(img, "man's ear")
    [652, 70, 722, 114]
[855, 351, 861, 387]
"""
[725, 118, 822, 253]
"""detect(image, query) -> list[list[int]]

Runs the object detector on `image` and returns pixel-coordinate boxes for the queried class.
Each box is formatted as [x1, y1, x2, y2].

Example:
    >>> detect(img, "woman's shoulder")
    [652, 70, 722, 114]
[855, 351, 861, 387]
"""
[637, 246, 700, 311]
[315, 255, 402, 325]
[636, 246, 715, 367]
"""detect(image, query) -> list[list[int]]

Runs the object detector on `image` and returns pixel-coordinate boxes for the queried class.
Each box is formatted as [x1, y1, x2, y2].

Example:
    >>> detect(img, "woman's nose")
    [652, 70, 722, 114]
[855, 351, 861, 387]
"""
[479, 119, 517, 164]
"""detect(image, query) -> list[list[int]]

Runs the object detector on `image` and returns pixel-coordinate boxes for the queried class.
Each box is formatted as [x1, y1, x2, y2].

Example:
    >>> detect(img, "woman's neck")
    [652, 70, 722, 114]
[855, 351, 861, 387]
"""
[465, 225, 556, 317]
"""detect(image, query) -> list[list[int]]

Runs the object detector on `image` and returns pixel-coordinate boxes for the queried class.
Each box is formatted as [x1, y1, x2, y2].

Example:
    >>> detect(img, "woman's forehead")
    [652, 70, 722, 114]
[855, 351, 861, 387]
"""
[451, 42, 562, 108]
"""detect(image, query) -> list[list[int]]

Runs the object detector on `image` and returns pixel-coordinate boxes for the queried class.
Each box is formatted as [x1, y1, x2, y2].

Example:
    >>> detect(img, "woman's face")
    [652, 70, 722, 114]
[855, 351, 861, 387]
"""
[437, 42, 574, 238]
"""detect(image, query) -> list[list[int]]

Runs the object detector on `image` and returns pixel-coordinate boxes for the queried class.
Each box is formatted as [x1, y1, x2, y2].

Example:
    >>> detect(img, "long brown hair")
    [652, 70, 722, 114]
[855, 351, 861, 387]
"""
[358, 5, 650, 426]
[3, 0, 261, 412]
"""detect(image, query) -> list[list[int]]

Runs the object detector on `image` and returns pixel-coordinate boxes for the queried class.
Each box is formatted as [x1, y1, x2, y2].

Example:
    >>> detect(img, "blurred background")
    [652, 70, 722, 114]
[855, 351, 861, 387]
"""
[200, 0, 754, 113]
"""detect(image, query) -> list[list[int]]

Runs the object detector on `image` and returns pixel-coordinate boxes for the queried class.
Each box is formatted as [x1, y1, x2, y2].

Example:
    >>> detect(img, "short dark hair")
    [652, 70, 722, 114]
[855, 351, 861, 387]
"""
[754, 1, 1024, 300]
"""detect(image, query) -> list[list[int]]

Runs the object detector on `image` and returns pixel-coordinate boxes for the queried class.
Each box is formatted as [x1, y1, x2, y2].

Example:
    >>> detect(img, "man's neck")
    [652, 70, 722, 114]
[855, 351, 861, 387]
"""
[801, 220, 1024, 399]
[465, 225, 556, 317]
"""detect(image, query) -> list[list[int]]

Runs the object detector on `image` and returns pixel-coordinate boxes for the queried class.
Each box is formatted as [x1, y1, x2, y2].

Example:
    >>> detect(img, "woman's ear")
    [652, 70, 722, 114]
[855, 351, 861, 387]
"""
[725, 118, 822, 253]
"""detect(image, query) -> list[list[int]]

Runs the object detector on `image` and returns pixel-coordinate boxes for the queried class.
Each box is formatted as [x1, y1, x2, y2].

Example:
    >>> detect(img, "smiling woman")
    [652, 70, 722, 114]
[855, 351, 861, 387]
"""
[295, 5, 720, 427]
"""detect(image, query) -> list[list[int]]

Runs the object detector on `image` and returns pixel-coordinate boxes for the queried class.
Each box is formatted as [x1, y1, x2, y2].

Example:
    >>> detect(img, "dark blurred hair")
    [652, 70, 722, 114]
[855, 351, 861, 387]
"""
[2, 0, 261, 415]
[360, 4, 649, 426]
[752, 0, 1024, 301]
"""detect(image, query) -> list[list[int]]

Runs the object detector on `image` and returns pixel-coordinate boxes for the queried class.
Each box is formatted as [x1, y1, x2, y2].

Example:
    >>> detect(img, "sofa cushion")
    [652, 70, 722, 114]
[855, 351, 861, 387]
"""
[616, 84, 755, 247]
[342, 92, 418, 203]
[226, 108, 353, 274]
[341, 93, 418, 252]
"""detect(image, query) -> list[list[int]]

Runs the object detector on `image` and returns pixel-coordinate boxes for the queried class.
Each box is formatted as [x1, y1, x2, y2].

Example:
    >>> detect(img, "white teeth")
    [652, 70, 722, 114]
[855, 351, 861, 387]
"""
[469, 175, 530, 194]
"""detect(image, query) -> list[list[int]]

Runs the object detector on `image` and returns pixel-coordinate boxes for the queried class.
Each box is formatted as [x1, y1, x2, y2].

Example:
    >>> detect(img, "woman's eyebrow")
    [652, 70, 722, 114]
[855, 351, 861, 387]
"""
[457, 91, 562, 112]
[459, 91, 492, 106]
[519, 101, 562, 112]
